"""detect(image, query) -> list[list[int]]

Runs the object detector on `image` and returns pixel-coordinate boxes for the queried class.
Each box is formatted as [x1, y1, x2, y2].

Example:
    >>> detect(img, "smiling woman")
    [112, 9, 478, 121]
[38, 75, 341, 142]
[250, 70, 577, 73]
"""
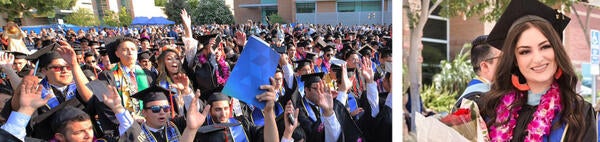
[479, 0, 597, 141]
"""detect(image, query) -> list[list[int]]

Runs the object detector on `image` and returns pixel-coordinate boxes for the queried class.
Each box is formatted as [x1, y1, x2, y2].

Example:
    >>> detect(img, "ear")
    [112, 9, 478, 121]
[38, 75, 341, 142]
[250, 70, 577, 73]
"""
[479, 61, 488, 73]
[54, 133, 65, 142]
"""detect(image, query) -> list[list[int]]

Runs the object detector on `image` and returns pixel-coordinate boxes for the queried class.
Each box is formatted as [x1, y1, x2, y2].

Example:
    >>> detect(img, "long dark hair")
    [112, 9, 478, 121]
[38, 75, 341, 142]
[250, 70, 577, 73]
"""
[156, 49, 185, 83]
[480, 20, 587, 141]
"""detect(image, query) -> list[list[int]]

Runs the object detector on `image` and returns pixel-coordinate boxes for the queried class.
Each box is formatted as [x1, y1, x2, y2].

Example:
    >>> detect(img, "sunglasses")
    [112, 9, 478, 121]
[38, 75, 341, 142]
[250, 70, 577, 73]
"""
[47, 65, 72, 72]
[145, 105, 171, 113]
[325, 54, 334, 57]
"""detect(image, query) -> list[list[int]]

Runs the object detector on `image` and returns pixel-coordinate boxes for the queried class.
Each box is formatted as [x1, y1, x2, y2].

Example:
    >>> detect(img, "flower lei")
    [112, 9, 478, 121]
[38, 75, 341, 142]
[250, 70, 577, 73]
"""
[198, 54, 230, 85]
[215, 58, 230, 85]
[489, 82, 562, 142]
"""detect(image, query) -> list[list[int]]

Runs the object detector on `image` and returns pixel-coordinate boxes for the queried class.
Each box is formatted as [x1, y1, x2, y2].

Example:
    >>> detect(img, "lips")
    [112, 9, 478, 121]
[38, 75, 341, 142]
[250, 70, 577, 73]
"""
[531, 64, 548, 73]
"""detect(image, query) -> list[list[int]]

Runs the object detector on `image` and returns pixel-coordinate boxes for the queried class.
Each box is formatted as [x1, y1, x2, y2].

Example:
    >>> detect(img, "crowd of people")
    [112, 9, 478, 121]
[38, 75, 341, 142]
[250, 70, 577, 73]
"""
[0, 8, 393, 142]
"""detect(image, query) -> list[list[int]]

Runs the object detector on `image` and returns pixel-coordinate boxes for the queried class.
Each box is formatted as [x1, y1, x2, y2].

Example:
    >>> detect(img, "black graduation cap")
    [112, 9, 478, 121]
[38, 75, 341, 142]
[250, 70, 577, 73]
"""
[84, 52, 95, 58]
[78, 38, 89, 43]
[139, 37, 150, 43]
[26, 43, 62, 70]
[193, 33, 218, 46]
[207, 92, 230, 105]
[297, 40, 309, 47]
[305, 52, 317, 60]
[197, 122, 241, 134]
[7, 51, 28, 59]
[98, 48, 108, 56]
[331, 63, 342, 73]
[300, 72, 325, 88]
[131, 85, 173, 106]
[74, 47, 83, 55]
[358, 45, 375, 56]
[51, 106, 89, 133]
[105, 36, 139, 63]
[88, 40, 99, 46]
[487, 0, 570, 49]
[294, 59, 312, 72]
[138, 50, 152, 60]
[379, 48, 392, 58]
[316, 39, 327, 48]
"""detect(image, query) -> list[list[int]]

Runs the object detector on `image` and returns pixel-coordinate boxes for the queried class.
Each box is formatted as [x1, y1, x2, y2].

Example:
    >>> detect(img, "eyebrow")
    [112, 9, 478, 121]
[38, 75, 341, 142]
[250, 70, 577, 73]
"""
[516, 40, 549, 50]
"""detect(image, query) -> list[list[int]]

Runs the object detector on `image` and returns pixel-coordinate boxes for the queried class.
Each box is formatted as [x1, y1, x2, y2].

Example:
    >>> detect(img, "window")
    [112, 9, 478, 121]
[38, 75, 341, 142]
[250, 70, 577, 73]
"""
[296, 3, 315, 13]
[337, 2, 356, 12]
[360, 1, 381, 12]
[261, 0, 277, 4]
[421, 16, 448, 85]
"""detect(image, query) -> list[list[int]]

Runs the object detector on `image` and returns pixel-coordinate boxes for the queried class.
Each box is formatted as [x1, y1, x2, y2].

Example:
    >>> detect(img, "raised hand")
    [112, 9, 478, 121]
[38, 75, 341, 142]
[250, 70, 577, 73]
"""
[257, 77, 277, 112]
[186, 90, 210, 130]
[235, 31, 246, 47]
[283, 100, 299, 139]
[316, 81, 334, 116]
[361, 56, 374, 83]
[172, 73, 191, 94]
[338, 62, 351, 92]
[180, 9, 192, 38]
[279, 54, 289, 66]
[17, 74, 49, 115]
[0, 53, 14, 69]
[56, 40, 77, 64]
[103, 85, 125, 113]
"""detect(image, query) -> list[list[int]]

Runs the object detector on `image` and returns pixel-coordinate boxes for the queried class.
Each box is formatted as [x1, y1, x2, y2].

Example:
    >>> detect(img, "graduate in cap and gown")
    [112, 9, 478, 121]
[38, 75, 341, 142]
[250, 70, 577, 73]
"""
[93, 36, 155, 140]
[479, 0, 597, 141]
[296, 72, 364, 142]
[0, 41, 95, 140]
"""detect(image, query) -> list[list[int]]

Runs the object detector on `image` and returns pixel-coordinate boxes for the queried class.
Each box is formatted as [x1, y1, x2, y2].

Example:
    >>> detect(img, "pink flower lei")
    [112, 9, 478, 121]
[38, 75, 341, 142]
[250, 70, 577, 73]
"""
[215, 58, 230, 85]
[489, 82, 562, 142]
[198, 54, 230, 85]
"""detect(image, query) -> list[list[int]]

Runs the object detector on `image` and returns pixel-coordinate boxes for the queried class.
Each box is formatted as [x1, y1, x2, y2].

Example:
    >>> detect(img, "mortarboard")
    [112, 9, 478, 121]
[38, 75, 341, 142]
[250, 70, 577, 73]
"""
[7, 51, 28, 59]
[139, 37, 150, 43]
[294, 59, 313, 72]
[193, 33, 218, 46]
[472, 35, 488, 48]
[297, 40, 309, 48]
[197, 122, 241, 134]
[358, 45, 375, 57]
[74, 47, 83, 55]
[105, 36, 139, 63]
[316, 39, 327, 48]
[379, 48, 392, 58]
[25, 43, 62, 74]
[84, 52, 95, 58]
[487, 0, 570, 49]
[89, 40, 99, 46]
[51, 106, 89, 133]
[300, 72, 325, 88]
[323, 45, 336, 53]
[78, 38, 89, 43]
[305, 52, 317, 60]
[138, 50, 152, 60]
[131, 85, 173, 106]
[207, 92, 230, 105]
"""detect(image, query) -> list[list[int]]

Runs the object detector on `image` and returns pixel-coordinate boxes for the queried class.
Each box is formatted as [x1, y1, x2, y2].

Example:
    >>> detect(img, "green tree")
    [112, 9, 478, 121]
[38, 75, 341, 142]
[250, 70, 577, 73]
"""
[103, 10, 120, 27]
[118, 7, 132, 27]
[64, 8, 100, 26]
[155, 0, 167, 7]
[191, 0, 234, 25]
[0, 0, 76, 21]
[267, 13, 285, 24]
[164, 0, 189, 24]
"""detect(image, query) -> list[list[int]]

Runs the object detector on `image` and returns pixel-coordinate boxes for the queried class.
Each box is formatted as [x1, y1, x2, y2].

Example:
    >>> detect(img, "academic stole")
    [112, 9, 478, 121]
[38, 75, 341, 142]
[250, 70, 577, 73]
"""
[112, 64, 150, 113]
[40, 78, 77, 109]
[141, 121, 181, 142]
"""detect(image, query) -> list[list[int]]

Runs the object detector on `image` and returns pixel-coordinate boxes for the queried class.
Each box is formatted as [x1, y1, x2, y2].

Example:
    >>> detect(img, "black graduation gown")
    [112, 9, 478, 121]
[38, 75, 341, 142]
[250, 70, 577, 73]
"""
[196, 119, 263, 142]
[0, 86, 87, 140]
[183, 52, 219, 101]
[510, 101, 597, 142]
[297, 99, 363, 142]
[356, 92, 392, 142]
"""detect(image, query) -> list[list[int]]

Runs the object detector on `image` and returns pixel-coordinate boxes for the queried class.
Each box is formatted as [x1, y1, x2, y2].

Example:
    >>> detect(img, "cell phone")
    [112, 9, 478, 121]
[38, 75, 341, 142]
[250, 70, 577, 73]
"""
[212, 36, 222, 50]
[288, 113, 295, 125]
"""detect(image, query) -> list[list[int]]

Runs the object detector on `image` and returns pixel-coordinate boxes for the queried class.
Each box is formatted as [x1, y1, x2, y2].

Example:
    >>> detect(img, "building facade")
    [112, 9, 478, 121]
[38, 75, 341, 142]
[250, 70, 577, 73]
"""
[234, 0, 392, 25]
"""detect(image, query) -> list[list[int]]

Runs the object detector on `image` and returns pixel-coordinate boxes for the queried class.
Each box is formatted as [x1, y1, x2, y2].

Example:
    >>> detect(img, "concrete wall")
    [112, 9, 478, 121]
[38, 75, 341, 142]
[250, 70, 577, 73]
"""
[278, 0, 296, 23]
[316, 1, 336, 13]
[234, 0, 262, 23]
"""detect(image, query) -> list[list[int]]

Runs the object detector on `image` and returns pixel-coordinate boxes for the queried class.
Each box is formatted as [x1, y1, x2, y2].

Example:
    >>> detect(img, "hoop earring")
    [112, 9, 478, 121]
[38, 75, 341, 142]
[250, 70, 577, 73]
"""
[554, 68, 563, 80]
[512, 74, 530, 91]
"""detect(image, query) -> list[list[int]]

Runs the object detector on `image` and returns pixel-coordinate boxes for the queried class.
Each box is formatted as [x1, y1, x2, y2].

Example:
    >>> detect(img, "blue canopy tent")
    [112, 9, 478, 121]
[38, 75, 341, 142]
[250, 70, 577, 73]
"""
[147, 17, 175, 25]
[131, 17, 151, 25]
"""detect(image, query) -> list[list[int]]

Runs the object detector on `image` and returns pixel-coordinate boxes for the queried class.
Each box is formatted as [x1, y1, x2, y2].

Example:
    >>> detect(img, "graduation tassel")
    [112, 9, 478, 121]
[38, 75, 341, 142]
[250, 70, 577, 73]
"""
[169, 91, 176, 119]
